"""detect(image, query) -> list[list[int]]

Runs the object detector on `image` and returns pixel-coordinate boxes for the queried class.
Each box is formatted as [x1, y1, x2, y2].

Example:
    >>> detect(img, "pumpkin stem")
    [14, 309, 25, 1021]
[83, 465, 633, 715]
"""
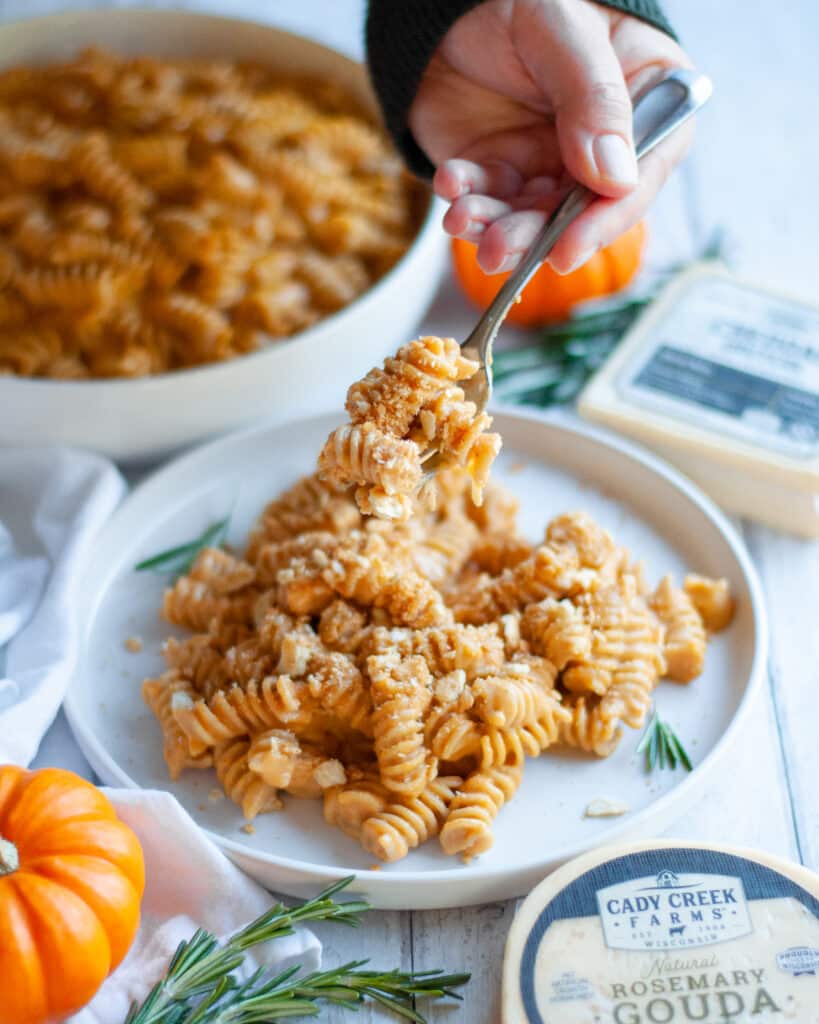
[0, 836, 19, 875]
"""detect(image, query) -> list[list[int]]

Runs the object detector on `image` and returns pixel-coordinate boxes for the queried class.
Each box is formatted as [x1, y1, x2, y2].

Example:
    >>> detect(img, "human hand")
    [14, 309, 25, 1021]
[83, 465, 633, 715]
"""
[409, 0, 693, 274]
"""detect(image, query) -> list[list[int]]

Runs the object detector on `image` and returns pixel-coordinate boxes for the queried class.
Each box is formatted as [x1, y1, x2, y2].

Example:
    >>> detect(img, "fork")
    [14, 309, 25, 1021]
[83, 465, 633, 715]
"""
[428, 67, 713, 452]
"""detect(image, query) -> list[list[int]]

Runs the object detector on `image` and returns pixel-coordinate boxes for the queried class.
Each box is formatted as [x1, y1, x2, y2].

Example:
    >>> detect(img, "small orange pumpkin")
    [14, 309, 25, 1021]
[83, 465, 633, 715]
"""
[0, 765, 145, 1024]
[451, 219, 647, 326]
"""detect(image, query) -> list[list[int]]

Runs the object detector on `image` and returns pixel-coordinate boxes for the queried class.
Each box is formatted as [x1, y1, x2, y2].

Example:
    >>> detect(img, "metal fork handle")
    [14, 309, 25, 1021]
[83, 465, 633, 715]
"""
[462, 68, 713, 369]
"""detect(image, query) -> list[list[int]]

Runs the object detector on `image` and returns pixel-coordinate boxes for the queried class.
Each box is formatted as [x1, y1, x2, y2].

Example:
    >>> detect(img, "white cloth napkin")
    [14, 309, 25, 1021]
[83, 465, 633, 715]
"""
[70, 789, 321, 1024]
[0, 447, 126, 765]
[0, 447, 322, 1021]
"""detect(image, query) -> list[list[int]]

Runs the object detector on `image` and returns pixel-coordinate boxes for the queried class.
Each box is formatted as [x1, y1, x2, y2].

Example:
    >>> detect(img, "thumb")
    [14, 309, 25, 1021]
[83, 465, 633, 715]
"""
[515, 1, 638, 197]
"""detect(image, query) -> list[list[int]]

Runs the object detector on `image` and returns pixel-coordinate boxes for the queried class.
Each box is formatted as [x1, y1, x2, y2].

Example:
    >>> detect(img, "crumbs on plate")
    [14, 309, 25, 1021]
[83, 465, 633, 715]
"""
[584, 798, 630, 819]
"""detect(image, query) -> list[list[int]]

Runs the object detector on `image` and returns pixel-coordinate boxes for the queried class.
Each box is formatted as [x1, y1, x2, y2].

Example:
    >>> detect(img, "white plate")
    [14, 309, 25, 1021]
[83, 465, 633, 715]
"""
[0, 10, 447, 462]
[64, 410, 767, 909]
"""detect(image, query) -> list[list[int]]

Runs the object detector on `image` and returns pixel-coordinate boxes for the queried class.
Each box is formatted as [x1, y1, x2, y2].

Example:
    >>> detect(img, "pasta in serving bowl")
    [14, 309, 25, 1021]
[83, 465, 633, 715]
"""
[0, 10, 447, 460]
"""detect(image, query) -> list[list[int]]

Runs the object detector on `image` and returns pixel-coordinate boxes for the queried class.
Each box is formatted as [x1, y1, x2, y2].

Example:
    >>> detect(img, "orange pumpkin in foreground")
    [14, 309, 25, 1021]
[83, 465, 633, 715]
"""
[451, 219, 647, 326]
[0, 766, 145, 1024]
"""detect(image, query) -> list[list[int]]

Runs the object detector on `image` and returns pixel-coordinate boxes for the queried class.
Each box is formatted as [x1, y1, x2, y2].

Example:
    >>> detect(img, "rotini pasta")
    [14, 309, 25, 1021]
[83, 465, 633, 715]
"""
[650, 575, 708, 682]
[440, 765, 524, 860]
[360, 776, 462, 862]
[0, 49, 422, 378]
[246, 730, 345, 797]
[683, 574, 735, 633]
[368, 653, 435, 798]
[521, 598, 592, 670]
[323, 766, 389, 839]
[319, 336, 502, 518]
[142, 671, 213, 779]
[142, 352, 734, 858]
[214, 738, 282, 820]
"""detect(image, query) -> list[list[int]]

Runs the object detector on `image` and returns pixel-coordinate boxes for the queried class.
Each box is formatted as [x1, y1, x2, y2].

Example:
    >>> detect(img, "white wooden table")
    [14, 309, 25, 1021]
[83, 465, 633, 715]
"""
[8, 0, 819, 1019]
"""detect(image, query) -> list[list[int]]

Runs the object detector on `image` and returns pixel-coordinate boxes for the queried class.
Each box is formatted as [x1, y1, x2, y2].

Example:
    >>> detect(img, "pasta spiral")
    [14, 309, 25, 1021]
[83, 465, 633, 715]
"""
[214, 738, 282, 819]
[323, 767, 391, 839]
[247, 730, 345, 798]
[650, 576, 707, 682]
[424, 707, 482, 762]
[318, 423, 422, 501]
[521, 598, 593, 670]
[188, 547, 256, 594]
[245, 474, 360, 557]
[306, 651, 373, 736]
[683, 574, 735, 633]
[472, 673, 556, 730]
[361, 776, 462, 862]
[162, 576, 255, 632]
[142, 671, 213, 778]
[440, 765, 523, 860]
[368, 653, 434, 797]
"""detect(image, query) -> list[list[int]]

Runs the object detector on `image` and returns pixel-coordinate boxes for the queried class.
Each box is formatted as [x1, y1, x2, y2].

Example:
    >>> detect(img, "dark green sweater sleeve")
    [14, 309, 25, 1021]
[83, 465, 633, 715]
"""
[365, 0, 676, 178]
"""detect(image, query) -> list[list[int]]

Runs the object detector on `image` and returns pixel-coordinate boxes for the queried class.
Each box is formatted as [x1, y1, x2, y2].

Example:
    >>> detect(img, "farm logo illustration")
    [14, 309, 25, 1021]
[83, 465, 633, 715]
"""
[596, 870, 752, 951]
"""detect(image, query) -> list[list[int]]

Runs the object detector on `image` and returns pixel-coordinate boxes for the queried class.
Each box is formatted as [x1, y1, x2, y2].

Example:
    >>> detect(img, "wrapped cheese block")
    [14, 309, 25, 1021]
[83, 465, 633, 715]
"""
[579, 264, 819, 536]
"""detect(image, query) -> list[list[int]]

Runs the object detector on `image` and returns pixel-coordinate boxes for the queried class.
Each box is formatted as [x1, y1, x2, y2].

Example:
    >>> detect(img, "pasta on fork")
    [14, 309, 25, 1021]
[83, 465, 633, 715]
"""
[318, 335, 502, 518]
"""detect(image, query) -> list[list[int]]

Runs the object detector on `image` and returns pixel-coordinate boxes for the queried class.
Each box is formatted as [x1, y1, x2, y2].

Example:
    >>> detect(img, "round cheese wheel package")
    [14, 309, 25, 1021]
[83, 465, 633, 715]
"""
[503, 839, 819, 1023]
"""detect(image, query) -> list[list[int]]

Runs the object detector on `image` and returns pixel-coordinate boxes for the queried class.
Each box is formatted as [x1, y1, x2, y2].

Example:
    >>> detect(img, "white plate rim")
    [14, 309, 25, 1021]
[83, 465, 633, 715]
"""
[64, 406, 768, 894]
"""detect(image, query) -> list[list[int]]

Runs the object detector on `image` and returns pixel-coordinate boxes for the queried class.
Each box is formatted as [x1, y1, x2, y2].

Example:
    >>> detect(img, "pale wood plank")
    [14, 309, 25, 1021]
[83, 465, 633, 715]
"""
[664, 0, 819, 871]
[412, 902, 519, 1024]
[742, 522, 819, 870]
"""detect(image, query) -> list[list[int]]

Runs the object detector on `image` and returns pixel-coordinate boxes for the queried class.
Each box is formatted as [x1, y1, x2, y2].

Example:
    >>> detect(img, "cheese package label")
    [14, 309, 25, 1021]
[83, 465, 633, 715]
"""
[503, 841, 819, 1023]
[616, 272, 819, 460]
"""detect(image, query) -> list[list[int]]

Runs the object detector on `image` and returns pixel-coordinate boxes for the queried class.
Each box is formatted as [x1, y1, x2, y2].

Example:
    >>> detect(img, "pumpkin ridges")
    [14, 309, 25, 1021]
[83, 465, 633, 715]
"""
[8, 871, 111, 1019]
[0, 763, 25, 826]
[3, 769, 116, 852]
[22, 854, 141, 970]
[0, 878, 49, 1024]
[0, 765, 145, 1023]
[20, 818, 146, 893]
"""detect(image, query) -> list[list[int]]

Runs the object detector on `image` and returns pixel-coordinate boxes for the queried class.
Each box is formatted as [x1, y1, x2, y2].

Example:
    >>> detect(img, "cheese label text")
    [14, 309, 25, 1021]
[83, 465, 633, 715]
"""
[597, 870, 751, 951]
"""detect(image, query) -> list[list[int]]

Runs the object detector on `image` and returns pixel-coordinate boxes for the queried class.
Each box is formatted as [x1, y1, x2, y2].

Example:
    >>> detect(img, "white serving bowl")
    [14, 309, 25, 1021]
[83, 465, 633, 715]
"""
[0, 10, 448, 463]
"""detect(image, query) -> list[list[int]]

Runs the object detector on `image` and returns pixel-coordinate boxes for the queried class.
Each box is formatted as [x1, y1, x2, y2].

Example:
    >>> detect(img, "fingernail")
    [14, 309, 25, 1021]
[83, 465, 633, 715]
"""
[496, 254, 520, 273]
[466, 220, 486, 236]
[521, 175, 558, 195]
[593, 134, 638, 186]
[564, 245, 598, 275]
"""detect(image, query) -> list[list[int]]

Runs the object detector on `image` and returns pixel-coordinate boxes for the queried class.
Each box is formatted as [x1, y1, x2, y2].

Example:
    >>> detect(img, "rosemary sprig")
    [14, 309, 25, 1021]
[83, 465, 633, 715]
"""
[637, 711, 693, 773]
[125, 879, 469, 1024]
[125, 878, 369, 1024]
[134, 516, 231, 576]
[493, 296, 650, 406]
[174, 962, 470, 1024]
